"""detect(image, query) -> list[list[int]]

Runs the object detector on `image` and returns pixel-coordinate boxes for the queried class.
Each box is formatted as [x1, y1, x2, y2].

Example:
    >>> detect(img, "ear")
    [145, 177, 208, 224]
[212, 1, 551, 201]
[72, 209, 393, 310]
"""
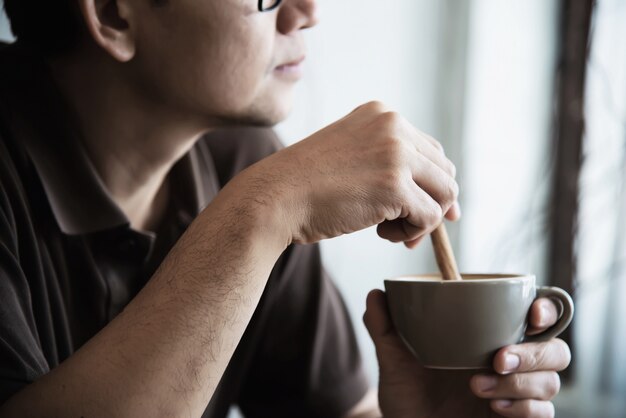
[77, 0, 136, 62]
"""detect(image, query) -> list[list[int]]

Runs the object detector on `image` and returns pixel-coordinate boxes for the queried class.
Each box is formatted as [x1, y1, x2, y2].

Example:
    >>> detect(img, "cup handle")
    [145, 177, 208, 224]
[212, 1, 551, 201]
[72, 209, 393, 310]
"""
[522, 286, 574, 343]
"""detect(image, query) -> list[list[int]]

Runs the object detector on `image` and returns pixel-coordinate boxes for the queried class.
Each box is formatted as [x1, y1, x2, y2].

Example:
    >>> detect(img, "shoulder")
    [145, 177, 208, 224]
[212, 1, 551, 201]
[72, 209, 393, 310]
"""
[0, 135, 23, 255]
[197, 126, 284, 186]
[0, 130, 47, 241]
[0, 126, 34, 199]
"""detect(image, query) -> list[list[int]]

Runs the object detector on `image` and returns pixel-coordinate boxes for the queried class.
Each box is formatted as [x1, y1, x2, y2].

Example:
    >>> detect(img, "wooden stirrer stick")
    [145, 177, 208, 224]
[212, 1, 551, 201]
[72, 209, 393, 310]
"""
[430, 223, 462, 281]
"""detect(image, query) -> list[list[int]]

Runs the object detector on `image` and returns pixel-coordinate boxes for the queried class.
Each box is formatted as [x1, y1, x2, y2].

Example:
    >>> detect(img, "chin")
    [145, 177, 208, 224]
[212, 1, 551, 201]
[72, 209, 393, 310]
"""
[215, 97, 293, 128]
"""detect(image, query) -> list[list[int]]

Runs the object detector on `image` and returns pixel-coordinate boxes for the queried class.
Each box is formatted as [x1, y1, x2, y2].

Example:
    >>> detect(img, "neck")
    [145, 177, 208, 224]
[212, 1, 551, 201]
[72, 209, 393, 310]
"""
[48, 48, 212, 231]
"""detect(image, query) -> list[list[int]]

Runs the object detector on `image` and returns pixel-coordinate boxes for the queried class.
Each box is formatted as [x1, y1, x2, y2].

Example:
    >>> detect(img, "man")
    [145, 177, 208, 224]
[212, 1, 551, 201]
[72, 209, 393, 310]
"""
[0, 0, 570, 417]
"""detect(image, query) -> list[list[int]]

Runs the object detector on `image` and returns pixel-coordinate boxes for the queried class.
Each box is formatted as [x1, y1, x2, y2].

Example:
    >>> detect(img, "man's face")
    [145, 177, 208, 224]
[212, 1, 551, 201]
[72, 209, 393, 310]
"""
[127, 0, 317, 127]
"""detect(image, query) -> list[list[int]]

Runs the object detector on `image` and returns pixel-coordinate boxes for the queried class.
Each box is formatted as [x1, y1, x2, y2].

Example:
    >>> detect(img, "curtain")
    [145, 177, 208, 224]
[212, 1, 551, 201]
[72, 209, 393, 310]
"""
[574, 0, 626, 415]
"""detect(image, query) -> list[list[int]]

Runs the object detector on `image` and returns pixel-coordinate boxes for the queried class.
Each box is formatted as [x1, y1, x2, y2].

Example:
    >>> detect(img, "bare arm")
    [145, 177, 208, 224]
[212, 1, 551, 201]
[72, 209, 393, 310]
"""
[0, 173, 290, 418]
[0, 101, 459, 417]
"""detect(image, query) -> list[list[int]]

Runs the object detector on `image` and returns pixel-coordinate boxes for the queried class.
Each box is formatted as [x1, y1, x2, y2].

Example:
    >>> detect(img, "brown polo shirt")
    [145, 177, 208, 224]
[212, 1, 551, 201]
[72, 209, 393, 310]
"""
[0, 42, 369, 417]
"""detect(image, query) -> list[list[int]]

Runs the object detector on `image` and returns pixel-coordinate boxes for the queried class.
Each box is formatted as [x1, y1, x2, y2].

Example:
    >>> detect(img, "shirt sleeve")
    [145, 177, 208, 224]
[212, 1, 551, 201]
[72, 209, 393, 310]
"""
[236, 243, 370, 418]
[0, 141, 50, 405]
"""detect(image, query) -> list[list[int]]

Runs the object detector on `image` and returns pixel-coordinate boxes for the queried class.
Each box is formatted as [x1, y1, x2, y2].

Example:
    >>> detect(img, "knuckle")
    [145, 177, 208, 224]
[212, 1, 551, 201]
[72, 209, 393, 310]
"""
[452, 178, 460, 200]
[443, 176, 460, 204]
[377, 111, 403, 129]
[424, 134, 444, 152]
[354, 101, 381, 114]
[447, 160, 457, 178]
[380, 169, 405, 192]
[509, 373, 526, 393]
[526, 353, 540, 371]
[380, 138, 404, 168]
[365, 100, 387, 113]
[424, 201, 443, 226]
[390, 171, 406, 191]
[529, 344, 549, 370]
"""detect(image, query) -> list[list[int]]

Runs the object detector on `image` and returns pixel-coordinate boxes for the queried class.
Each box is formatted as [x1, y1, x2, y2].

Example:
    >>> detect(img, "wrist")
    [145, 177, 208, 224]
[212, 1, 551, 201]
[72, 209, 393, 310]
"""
[212, 165, 296, 252]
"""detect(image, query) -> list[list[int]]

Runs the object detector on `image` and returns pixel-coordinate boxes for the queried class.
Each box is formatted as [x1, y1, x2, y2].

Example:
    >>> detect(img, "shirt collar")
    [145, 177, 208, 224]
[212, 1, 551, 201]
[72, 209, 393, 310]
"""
[0, 42, 217, 235]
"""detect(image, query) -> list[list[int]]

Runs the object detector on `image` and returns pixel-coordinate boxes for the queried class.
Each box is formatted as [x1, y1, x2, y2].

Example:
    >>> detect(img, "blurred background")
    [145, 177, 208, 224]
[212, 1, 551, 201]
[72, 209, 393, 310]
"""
[1, 0, 625, 417]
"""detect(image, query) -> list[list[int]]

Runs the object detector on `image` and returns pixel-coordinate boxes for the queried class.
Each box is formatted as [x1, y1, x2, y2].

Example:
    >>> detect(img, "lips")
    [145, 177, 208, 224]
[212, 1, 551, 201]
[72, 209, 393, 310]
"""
[275, 56, 305, 70]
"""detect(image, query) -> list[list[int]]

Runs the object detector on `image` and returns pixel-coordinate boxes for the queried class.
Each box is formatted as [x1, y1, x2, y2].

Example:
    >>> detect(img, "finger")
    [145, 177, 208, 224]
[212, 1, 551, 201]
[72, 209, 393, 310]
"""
[419, 132, 446, 155]
[363, 289, 395, 342]
[414, 137, 456, 178]
[404, 235, 425, 249]
[409, 152, 459, 214]
[406, 203, 459, 245]
[527, 298, 560, 335]
[470, 371, 561, 401]
[493, 339, 571, 374]
[357, 106, 457, 179]
[377, 218, 424, 244]
[445, 201, 462, 222]
[398, 119, 457, 178]
[490, 399, 556, 418]
[363, 289, 417, 372]
[363, 289, 398, 349]
[376, 182, 442, 243]
[404, 123, 445, 154]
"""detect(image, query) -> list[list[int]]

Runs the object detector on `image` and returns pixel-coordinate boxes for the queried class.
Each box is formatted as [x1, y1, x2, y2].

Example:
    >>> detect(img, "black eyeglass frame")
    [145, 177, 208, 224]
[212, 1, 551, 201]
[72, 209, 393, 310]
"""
[258, 0, 282, 12]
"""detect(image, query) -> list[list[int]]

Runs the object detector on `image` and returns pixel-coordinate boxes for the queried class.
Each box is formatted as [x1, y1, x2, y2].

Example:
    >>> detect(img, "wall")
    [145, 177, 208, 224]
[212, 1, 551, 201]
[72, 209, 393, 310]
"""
[0, 0, 11, 41]
[275, 0, 449, 385]
[459, 0, 557, 279]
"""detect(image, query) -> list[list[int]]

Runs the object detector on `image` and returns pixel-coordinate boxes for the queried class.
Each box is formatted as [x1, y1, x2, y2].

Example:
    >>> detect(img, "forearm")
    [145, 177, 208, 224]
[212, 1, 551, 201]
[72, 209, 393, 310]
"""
[0, 177, 289, 418]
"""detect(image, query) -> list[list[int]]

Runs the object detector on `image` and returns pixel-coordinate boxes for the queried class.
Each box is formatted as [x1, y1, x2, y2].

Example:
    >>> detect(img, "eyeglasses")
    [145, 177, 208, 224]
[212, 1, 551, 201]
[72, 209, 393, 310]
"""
[258, 0, 282, 12]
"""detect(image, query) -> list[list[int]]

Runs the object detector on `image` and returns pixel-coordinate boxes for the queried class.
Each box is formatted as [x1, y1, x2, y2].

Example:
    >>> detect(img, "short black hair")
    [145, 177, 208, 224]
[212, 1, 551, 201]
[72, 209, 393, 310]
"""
[3, 0, 84, 54]
[3, 0, 169, 55]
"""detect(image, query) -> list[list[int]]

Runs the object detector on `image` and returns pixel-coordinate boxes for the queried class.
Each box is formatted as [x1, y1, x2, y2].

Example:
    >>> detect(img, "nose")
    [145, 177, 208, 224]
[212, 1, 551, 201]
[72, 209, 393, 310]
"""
[276, 0, 319, 35]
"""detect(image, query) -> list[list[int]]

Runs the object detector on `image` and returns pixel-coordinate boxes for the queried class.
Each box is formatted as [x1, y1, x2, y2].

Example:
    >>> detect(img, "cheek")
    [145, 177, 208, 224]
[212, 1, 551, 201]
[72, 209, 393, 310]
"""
[132, 5, 276, 115]
[201, 26, 275, 109]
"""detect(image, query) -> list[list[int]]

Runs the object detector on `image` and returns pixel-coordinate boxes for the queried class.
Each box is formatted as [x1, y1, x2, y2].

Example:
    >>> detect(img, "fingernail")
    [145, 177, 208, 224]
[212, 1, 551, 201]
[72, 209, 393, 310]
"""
[494, 399, 513, 409]
[474, 375, 497, 393]
[504, 353, 520, 373]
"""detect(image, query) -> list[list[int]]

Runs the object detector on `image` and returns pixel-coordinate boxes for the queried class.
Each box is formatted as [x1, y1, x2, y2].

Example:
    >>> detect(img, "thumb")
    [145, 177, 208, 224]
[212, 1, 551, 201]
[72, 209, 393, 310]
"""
[363, 289, 395, 345]
[363, 289, 420, 374]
